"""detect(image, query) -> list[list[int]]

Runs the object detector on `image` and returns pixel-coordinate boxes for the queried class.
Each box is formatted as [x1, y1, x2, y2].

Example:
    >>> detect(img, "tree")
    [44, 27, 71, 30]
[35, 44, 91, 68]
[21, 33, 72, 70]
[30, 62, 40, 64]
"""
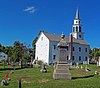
[5, 46, 13, 57]
[12, 41, 24, 62]
[4, 46, 13, 64]
[22, 54, 30, 62]
[89, 48, 100, 60]
[0, 44, 2, 52]
[12, 41, 32, 63]
[0, 44, 5, 52]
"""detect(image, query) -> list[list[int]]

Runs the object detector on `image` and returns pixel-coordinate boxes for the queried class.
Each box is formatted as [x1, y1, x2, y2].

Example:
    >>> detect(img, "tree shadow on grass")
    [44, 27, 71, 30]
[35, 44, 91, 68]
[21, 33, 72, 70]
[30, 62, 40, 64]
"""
[72, 74, 95, 80]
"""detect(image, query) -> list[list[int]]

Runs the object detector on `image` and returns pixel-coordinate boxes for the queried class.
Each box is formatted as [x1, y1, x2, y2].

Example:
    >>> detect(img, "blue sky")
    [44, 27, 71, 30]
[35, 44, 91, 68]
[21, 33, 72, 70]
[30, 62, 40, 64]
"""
[0, 0, 100, 48]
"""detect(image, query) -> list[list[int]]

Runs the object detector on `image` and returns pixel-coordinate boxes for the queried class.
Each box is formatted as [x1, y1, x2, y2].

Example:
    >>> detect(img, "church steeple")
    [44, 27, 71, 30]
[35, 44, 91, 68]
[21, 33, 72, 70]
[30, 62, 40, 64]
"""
[76, 8, 79, 19]
[71, 8, 84, 40]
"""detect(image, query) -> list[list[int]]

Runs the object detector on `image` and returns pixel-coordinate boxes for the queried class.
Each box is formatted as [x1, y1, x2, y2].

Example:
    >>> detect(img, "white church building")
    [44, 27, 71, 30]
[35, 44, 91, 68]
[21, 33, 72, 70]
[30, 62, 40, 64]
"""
[35, 9, 90, 65]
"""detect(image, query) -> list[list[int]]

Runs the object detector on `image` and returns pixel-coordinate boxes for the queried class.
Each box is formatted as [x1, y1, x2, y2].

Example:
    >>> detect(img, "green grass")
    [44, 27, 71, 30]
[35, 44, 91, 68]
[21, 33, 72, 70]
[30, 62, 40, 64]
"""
[0, 64, 100, 88]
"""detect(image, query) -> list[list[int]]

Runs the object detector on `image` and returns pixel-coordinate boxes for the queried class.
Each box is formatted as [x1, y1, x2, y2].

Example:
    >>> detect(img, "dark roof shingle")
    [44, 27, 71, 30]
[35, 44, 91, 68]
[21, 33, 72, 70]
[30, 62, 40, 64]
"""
[44, 32, 61, 42]
[43, 32, 89, 45]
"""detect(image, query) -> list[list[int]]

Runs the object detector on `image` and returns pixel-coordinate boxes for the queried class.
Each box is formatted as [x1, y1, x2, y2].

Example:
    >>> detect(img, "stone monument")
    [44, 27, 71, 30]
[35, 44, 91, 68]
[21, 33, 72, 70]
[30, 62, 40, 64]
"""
[53, 33, 71, 80]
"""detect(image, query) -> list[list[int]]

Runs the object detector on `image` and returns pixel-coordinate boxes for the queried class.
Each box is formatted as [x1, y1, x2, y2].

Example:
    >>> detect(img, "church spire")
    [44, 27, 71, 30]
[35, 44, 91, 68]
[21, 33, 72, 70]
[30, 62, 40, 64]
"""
[71, 8, 84, 40]
[76, 8, 79, 19]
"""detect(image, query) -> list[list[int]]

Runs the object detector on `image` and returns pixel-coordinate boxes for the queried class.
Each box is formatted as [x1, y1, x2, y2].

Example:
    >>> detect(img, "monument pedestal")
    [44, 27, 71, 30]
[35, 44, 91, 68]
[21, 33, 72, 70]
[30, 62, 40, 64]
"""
[53, 64, 71, 80]
[53, 33, 71, 80]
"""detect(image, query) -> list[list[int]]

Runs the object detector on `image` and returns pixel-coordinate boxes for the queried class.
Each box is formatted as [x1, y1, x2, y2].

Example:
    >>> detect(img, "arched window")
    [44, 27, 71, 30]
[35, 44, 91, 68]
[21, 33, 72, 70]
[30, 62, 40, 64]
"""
[79, 26, 81, 32]
[76, 26, 78, 32]
[79, 35, 81, 38]
[73, 27, 75, 32]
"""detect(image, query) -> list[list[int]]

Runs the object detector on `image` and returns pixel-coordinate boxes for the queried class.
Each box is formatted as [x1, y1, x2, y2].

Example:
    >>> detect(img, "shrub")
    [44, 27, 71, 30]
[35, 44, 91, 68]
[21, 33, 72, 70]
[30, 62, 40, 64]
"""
[38, 60, 43, 65]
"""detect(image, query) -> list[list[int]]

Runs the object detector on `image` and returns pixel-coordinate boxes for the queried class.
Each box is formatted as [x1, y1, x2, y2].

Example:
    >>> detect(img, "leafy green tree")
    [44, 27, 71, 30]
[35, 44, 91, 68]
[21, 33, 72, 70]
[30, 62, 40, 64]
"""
[22, 54, 30, 62]
[4, 46, 13, 64]
[0, 44, 5, 52]
[5, 46, 13, 57]
[12, 41, 32, 63]
[0, 44, 2, 52]
[12, 41, 24, 62]
[89, 48, 100, 60]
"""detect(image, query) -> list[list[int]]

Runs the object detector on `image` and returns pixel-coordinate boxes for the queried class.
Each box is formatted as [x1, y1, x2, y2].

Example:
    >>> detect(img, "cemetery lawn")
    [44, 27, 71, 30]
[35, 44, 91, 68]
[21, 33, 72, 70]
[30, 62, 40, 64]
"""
[0, 64, 100, 88]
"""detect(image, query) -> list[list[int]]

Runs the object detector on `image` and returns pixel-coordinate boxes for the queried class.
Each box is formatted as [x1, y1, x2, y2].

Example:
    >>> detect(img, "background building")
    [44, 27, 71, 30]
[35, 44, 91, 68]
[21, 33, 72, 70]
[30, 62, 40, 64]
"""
[0, 52, 8, 61]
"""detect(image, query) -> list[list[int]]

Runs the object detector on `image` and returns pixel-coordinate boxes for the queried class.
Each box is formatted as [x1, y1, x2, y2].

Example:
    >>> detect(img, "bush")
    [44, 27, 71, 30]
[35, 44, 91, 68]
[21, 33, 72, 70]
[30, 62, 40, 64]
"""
[38, 60, 43, 65]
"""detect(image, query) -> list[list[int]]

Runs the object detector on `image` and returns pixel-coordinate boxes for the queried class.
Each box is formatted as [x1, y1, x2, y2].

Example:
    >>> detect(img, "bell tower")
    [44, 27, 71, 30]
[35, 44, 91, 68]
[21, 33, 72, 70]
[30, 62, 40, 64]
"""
[71, 8, 84, 40]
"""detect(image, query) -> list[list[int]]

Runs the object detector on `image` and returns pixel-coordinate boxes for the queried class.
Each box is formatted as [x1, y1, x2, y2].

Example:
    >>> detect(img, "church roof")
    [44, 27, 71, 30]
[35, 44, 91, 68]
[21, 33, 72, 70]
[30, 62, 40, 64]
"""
[43, 32, 89, 45]
[72, 37, 89, 45]
[43, 32, 61, 42]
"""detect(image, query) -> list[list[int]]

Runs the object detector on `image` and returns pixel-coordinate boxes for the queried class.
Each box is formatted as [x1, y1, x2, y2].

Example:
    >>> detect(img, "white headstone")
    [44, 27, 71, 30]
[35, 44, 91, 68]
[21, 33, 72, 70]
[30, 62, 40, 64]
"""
[76, 62, 79, 69]
[97, 57, 100, 66]
[81, 65, 83, 69]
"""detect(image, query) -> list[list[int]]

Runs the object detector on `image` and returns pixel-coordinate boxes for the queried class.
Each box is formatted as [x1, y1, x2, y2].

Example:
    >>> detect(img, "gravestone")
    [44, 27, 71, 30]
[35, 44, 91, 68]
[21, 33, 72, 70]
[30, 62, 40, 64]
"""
[85, 65, 88, 71]
[40, 63, 47, 73]
[53, 33, 71, 80]
[97, 56, 100, 66]
[85, 65, 91, 72]
[33, 59, 39, 68]
[1, 80, 8, 86]
[81, 65, 83, 69]
[35, 59, 39, 68]
[76, 62, 79, 69]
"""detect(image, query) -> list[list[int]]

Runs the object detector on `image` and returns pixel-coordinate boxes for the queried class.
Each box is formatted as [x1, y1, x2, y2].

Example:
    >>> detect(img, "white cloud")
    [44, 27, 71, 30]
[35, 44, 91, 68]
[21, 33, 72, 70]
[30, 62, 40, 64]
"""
[24, 6, 36, 14]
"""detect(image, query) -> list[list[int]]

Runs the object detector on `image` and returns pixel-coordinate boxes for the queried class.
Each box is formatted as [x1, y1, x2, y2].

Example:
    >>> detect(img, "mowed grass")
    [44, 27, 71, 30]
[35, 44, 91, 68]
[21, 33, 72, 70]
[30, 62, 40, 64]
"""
[0, 64, 100, 88]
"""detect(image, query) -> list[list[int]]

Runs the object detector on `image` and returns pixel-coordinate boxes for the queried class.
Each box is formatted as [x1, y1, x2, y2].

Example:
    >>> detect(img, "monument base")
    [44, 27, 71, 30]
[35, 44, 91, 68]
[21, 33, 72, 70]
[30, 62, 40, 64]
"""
[53, 64, 71, 80]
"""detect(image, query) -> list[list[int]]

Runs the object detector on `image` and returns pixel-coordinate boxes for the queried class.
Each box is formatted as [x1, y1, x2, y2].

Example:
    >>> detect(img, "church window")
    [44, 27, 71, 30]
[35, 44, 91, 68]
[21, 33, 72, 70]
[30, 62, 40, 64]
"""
[79, 21, 80, 24]
[79, 56, 81, 61]
[73, 27, 75, 32]
[79, 26, 81, 32]
[79, 35, 81, 38]
[73, 47, 75, 51]
[76, 26, 78, 32]
[72, 56, 74, 60]
[67, 46, 68, 51]
[53, 55, 56, 60]
[79, 47, 81, 52]
[54, 45, 56, 49]
[67, 56, 69, 60]
[85, 57, 87, 61]
[85, 48, 87, 52]
[41, 37, 43, 41]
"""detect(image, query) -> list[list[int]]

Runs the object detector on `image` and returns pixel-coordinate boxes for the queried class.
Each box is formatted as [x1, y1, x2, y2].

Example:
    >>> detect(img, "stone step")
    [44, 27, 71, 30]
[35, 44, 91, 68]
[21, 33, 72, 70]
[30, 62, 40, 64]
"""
[53, 73, 71, 80]
[56, 64, 70, 69]
[54, 69, 69, 73]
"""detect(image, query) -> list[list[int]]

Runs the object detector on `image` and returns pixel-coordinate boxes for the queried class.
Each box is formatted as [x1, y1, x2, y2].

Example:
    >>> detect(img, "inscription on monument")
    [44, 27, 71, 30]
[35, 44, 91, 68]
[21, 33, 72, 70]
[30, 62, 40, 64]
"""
[59, 49, 67, 63]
